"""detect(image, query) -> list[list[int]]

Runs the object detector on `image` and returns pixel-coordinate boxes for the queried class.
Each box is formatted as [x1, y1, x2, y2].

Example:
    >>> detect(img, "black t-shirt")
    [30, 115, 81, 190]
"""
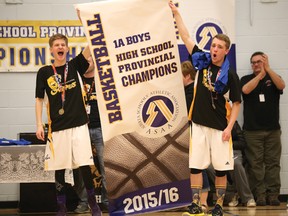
[190, 46, 242, 130]
[240, 73, 282, 130]
[82, 76, 101, 128]
[184, 82, 194, 112]
[35, 53, 89, 132]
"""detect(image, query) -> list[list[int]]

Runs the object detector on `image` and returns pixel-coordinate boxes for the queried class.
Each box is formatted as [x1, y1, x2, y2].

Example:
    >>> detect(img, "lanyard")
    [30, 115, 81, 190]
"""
[52, 62, 68, 115]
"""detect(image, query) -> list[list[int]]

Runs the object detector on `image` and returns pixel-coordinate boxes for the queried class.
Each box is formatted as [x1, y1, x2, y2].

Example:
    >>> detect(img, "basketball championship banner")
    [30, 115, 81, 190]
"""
[76, 0, 191, 215]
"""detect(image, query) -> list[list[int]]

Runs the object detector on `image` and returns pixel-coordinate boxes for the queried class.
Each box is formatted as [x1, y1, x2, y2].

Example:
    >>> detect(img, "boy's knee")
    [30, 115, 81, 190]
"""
[190, 168, 202, 174]
[215, 170, 227, 177]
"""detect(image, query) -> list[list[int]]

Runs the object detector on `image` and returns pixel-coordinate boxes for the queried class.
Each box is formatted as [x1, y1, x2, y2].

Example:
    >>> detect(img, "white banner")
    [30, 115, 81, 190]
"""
[76, 0, 190, 215]
[76, 0, 235, 215]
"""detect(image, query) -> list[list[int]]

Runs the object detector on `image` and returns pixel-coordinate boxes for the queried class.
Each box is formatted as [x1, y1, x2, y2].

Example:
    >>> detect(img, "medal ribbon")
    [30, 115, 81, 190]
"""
[52, 62, 68, 113]
[207, 66, 220, 109]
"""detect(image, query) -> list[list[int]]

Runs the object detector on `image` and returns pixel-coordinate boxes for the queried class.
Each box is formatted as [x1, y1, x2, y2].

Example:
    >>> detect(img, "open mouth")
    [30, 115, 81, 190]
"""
[58, 51, 64, 56]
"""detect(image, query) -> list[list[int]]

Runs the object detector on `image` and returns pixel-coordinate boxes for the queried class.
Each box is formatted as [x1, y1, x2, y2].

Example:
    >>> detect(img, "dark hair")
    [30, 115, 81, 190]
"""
[49, 33, 68, 47]
[250, 51, 264, 62]
[181, 60, 196, 81]
[212, 34, 231, 49]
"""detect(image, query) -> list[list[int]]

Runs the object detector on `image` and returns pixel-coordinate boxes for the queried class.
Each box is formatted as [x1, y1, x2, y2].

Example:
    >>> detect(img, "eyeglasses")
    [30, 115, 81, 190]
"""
[251, 60, 262, 66]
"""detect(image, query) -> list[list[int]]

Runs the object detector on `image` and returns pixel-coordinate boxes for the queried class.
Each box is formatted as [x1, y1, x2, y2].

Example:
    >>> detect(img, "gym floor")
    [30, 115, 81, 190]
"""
[0, 203, 287, 216]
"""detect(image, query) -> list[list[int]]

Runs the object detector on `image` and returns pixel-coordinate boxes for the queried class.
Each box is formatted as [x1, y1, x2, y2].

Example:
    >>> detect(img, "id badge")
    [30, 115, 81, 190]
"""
[259, 94, 265, 102]
[86, 105, 91, 114]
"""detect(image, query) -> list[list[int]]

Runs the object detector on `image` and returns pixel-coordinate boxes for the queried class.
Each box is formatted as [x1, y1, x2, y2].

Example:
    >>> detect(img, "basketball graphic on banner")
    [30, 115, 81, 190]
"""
[104, 118, 189, 199]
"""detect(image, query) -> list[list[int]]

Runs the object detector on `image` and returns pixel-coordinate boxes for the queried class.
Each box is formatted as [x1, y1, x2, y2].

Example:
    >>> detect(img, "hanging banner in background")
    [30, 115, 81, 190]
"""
[176, 0, 236, 70]
[0, 20, 86, 72]
[76, 0, 190, 215]
[0, 0, 235, 72]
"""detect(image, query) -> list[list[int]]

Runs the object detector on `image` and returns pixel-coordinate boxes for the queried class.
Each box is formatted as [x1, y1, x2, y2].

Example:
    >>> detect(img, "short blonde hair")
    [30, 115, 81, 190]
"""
[212, 34, 231, 49]
[49, 33, 68, 47]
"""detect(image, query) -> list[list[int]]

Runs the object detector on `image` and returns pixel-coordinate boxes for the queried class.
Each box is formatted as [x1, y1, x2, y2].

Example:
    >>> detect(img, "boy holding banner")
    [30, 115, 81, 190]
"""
[169, 2, 241, 216]
[35, 33, 102, 216]
[73, 55, 109, 213]
[181, 60, 210, 213]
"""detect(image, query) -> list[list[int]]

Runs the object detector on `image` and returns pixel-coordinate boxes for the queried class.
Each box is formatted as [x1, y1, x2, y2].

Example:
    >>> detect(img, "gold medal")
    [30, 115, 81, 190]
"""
[59, 86, 63, 92]
[59, 108, 64, 115]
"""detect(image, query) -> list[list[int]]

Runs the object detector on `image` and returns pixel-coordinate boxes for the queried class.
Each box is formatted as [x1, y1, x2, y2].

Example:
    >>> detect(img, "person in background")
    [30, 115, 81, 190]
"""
[73, 56, 109, 213]
[206, 120, 256, 208]
[182, 60, 196, 109]
[227, 120, 256, 207]
[169, 2, 241, 216]
[35, 33, 102, 216]
[241, 51, 285, 206]
[182, 60, 210, 213]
